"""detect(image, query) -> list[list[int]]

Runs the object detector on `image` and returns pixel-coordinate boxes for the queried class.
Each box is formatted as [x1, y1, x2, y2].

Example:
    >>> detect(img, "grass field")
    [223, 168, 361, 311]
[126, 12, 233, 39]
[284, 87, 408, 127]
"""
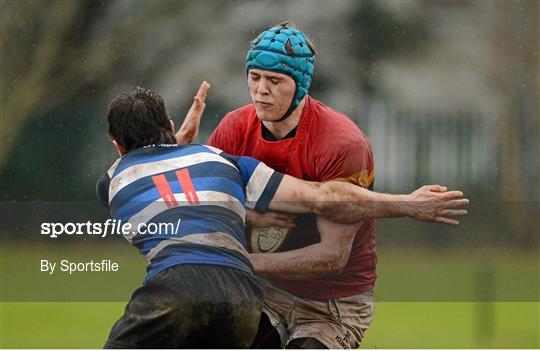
[1, 301, 538, 348]
[1, 243, 538, 348]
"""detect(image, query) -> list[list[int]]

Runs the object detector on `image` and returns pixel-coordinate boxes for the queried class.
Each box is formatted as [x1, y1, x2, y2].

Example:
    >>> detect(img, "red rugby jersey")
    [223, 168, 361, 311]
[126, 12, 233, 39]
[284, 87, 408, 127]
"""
[208, 95, 377, 299]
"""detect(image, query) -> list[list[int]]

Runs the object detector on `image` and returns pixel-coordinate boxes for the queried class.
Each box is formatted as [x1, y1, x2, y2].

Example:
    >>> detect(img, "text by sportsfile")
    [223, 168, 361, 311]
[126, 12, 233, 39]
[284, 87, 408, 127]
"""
[40, 218, 182, 239]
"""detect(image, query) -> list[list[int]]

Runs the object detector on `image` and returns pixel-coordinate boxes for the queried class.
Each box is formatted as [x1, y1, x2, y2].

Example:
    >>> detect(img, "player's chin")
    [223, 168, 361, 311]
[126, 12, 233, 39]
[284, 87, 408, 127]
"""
[255, 109, 282, 122]
[255, 111, 273, 121]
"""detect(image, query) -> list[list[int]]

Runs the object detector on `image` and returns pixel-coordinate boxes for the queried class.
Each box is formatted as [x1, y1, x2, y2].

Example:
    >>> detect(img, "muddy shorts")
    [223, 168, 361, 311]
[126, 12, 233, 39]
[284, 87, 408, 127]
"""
[104, 264, 264, 349]
[260, 280, 374, 349]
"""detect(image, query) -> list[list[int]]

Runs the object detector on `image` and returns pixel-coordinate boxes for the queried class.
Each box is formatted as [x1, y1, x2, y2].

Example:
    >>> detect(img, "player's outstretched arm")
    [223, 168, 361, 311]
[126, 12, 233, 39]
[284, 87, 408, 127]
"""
[268, 175, 468, 225]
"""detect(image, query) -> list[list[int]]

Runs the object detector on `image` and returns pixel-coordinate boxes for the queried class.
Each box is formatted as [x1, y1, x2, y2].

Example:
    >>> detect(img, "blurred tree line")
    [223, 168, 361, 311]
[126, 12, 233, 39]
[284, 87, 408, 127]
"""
[1, 1, 538, 233]
[1, 0, 436, 200]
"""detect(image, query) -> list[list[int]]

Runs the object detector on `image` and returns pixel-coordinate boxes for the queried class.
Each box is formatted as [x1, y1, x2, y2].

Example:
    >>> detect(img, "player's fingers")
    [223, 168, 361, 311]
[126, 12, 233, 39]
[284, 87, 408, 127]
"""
[181, 96, 208, 141]
[273, 211, 296, 220]
[439, 190, 464, 200]
[189, 98, 205, 114]
[269, 213, 295, 227]
[194, 82, 208, 101]
[273, 219, 295, 228]
[183, 82, 210, 119]
[439, 209, 468, 217]
[195, 81, 211, 101]
[425, 185, 447, 192]
[444, 198, 469, 208]
[434, 217, 460, 226]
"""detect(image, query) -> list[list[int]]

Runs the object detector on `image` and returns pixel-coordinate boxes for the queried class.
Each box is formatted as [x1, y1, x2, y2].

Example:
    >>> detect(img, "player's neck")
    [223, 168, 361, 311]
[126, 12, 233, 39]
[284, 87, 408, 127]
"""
[262, 98, 305, 140]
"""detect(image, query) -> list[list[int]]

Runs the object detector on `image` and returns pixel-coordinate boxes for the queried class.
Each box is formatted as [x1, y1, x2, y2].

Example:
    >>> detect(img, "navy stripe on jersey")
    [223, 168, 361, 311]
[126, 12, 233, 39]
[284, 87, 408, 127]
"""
[220, 153, 259, 185]
[98, 144, 283, 285]
[145, 242, 253, 284]
[254, 171, 284, 213]
[131, 205, 246, 253]
[134, 219, 245, 255]
[111, 178, 245, 221]
[220, 152, 284, 211]
[109, 162, 245, 215]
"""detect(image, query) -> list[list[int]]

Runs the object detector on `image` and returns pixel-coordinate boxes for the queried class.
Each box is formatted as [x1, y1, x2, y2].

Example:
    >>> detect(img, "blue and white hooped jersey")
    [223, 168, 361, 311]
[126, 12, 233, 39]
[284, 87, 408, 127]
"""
[96, 144, 283, 284]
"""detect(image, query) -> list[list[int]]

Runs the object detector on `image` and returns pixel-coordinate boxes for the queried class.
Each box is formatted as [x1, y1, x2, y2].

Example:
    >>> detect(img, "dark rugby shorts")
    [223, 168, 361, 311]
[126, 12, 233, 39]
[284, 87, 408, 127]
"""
[104, 263, 264, 348]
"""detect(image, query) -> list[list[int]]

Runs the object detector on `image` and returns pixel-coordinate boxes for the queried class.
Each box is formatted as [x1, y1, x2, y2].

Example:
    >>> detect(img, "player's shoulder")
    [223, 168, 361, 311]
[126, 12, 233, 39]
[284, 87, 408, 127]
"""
[198, 144, 242, 168]
[309, 97, 363, 133]
[200, 144, 224, 155]
[211, 104, 257, 150]
[180, 143, 233, 160]
[106, 158, 122, 178]
[219, 103, 256, 126]
[306, 97, 371, 151]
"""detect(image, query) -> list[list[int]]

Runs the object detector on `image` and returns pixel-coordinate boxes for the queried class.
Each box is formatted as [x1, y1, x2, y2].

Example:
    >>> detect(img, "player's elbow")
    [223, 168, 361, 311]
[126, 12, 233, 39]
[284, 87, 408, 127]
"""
[314, 200, 357, 225]
[321, 251, 348, 276]
[312, 182, 361, 224]
[312, 184, 337, 216]
[332, 253, 349, 275]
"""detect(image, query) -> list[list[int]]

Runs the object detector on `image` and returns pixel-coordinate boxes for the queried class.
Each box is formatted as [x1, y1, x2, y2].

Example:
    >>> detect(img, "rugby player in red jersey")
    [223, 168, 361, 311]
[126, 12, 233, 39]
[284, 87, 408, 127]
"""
[100, 87, 467, 348]
[200, 22, 457, 348]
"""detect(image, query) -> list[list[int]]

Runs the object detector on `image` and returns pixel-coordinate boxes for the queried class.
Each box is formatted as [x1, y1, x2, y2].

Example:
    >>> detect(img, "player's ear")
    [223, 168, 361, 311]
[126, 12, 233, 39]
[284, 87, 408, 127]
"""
[169, 119, 175, 134]
[112, 140, 127, 156]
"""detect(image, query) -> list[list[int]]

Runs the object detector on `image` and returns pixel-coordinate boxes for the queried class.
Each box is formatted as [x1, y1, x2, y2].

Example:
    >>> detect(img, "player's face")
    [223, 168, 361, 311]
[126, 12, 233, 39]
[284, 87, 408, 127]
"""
[247, 69, 295, 122]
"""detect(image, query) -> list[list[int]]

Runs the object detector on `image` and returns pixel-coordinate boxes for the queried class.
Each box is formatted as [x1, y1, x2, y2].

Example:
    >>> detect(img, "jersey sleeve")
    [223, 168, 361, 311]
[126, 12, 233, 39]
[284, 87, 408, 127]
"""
[316, 135, 375, 189]
[220, 153, 284, 213]
[96, 173, 111, 210]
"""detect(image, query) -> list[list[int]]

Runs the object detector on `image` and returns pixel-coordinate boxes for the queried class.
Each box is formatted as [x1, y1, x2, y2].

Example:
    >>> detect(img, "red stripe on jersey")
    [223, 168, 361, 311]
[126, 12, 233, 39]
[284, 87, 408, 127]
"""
[151, 174, 178, 208]
[176, 169, 200, 205]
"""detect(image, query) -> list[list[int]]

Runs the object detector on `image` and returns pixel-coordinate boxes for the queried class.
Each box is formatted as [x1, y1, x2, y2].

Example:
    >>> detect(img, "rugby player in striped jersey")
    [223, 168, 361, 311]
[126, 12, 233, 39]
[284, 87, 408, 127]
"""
[98, 87, 467, 348]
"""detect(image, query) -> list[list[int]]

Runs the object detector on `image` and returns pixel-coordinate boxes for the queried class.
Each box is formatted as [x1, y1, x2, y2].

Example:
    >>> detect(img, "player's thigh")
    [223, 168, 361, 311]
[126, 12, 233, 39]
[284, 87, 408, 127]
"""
[288, 291, 374, 349]
[106, 264, 264, 348]
[331, 291, 374, 347]
[258, 279, 297, 347]
[209, 266, 266, 348]
[105, 265, 216, 348]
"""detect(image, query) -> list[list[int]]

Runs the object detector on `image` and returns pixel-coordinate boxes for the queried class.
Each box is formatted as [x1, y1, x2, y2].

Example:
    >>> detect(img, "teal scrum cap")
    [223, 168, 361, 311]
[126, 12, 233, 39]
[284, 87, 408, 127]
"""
[246, 25, 315, 121]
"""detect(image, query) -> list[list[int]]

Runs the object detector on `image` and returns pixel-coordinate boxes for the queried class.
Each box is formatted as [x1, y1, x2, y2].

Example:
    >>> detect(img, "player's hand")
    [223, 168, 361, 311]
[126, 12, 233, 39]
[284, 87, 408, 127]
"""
[407, 185, 469, 225]
[246, 209, 296, 228]
[175, 81, 211, 144]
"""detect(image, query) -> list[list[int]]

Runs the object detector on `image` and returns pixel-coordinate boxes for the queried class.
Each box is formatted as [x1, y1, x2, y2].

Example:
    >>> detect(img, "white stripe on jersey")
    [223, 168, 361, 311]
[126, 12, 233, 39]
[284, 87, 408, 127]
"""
[107, 158, 122, 178]
[204, 145, 223, 154]
[109, 152, 238, 201]
[145, 231, 249, 264]
[245, 162, 275, 209]
[124, 191, 246, 243]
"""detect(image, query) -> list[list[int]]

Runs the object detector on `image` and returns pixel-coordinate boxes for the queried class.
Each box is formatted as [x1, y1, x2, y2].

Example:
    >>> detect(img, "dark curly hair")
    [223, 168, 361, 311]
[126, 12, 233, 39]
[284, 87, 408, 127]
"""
[107, 87, 175, 152]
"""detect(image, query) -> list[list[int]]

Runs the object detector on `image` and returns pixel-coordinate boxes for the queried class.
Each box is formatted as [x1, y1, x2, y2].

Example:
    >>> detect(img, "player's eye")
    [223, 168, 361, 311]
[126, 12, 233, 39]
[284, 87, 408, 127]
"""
[250, 74, 260, 80]
[270, 78, 280, 84]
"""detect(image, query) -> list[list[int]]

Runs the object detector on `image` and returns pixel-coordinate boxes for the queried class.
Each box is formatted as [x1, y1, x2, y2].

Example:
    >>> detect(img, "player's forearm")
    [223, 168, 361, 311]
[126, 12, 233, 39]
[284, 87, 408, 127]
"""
[250, 245, 347, 279]
[271, 176, 467, 225]
[313, 181, 412, 223]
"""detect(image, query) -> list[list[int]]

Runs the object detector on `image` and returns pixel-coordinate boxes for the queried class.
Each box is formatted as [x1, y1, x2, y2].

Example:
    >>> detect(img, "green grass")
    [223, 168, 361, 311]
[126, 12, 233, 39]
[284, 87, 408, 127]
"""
[1, 302, 124, 348]
[1, 243, 538, 348]
[1, 302, 538, 348]
[363, 302, 539, 348]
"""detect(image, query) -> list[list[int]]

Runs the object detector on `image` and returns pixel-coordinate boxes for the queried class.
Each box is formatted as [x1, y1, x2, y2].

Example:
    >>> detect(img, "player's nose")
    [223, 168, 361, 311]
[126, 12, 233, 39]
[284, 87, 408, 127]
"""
[257, 79, 270, 95]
